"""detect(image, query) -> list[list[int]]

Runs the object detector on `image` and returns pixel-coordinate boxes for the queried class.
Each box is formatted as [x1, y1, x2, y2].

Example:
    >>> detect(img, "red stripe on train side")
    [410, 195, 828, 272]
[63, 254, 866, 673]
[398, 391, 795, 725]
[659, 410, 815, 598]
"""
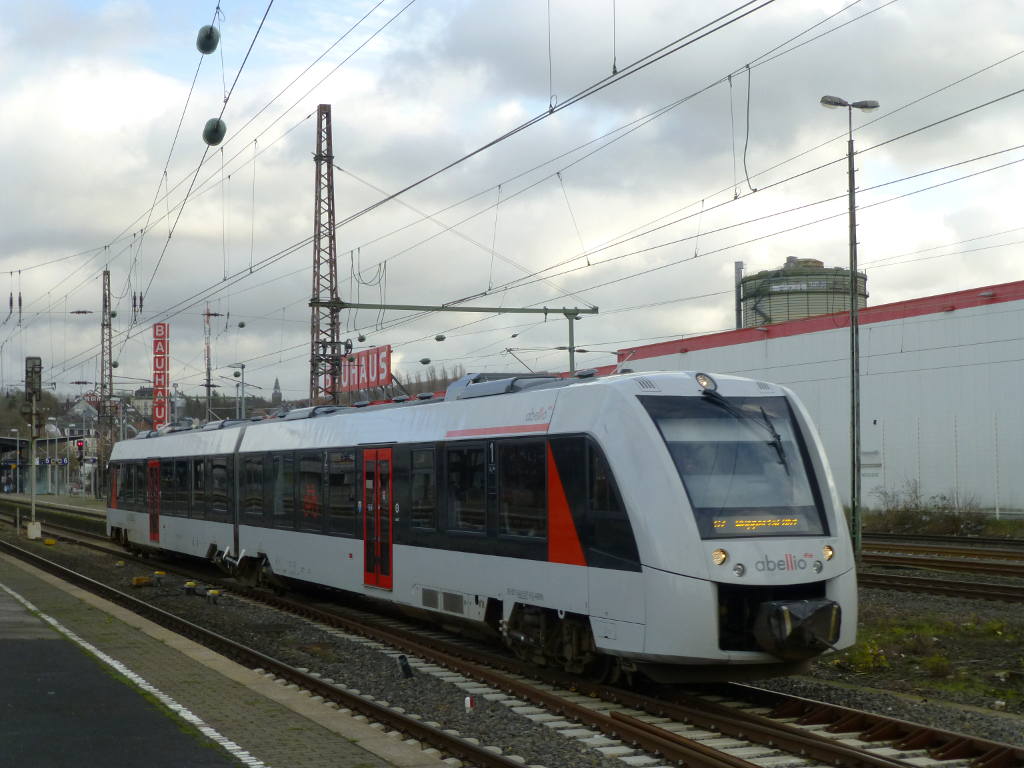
[445, 423, 549, 438]
[546, 443, 586, 566]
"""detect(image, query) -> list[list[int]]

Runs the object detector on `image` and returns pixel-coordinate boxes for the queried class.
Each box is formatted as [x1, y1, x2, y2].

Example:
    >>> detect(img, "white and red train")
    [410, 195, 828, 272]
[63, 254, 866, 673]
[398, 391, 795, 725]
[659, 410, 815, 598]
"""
[107, 370, 856, 681]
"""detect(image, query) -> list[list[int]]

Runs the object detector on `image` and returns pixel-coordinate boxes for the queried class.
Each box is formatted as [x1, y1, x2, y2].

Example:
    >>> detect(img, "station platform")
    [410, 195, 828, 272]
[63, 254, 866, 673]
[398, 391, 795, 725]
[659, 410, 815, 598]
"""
[0, 552, 447, 768]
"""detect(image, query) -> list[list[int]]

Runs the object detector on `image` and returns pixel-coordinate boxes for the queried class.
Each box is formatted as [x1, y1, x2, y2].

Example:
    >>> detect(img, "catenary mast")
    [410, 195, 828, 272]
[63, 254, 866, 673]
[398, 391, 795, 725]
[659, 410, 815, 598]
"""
[309, 103, 340, 405]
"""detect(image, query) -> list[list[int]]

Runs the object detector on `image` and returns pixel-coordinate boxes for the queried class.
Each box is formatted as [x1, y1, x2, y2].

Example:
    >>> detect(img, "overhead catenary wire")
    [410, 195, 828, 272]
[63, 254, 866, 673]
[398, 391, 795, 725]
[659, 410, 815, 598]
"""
[18, 0, 1024, 385]
[140, 0, 276, 302]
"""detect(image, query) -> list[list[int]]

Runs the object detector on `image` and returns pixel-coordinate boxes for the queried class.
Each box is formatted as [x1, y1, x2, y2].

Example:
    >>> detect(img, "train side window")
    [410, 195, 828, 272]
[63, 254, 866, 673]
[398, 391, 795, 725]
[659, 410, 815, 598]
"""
[242, 455, 265, 522]
[192, 457, 207, 519]
[174, 459, 190, 517]
[298, 451, 325, 532]
[446, 444, 486, 533]
[410, 448, 436, 529]
[115, 463, 128, 507]
[587, 443, 640, 566]
[127, 462, 140, 512]
[326, 450, 356, 535]
[209, 456, 230, 521]
[160, 460, 176, 515]
[497, 441, 546, 538]
[270, 453, 296, 529]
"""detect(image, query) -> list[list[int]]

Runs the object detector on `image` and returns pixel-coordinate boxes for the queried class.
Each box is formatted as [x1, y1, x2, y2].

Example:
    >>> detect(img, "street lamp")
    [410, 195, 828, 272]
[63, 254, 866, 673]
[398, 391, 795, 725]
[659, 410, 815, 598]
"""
[820, 94, 879, 561]
[228, 363, 246, 419]
[9, 428, 19, 494]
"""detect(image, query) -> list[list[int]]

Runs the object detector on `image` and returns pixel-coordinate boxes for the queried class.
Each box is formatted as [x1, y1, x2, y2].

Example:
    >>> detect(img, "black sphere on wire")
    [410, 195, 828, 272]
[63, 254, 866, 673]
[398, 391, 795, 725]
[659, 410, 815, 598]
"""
[203, 118, 226, 146]
[196, 25, 220, 55]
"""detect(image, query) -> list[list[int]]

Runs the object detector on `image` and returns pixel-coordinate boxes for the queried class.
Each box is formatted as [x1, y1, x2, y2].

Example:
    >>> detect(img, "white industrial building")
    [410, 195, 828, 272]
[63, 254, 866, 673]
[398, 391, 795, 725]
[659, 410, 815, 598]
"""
[611, 279, 1024, 515]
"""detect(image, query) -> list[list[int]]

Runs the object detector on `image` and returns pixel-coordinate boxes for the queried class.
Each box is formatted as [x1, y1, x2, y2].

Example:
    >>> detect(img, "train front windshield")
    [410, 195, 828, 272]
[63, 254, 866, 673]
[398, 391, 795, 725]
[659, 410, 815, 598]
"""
[640, 394, 828, 539]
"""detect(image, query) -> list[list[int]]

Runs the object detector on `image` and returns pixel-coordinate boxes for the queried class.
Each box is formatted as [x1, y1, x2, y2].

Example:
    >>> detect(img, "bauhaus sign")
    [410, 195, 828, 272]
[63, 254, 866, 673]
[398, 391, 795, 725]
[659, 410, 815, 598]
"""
[152, 323, 170, 428]
[337, 346, 391, 393]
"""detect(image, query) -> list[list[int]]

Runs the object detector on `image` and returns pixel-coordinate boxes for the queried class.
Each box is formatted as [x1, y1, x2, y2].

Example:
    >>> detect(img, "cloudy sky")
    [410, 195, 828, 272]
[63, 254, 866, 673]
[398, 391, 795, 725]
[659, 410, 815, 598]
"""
[2, 0, 1022, 406]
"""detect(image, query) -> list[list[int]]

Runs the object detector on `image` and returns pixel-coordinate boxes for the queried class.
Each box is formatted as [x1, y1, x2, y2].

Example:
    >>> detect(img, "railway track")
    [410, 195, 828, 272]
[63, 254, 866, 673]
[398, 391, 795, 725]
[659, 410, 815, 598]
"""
[858, 572, 1024, 601]
[2, 529, 1021, 768]
[7, 501, 1024, 606]
[865, 533, 1024, 551]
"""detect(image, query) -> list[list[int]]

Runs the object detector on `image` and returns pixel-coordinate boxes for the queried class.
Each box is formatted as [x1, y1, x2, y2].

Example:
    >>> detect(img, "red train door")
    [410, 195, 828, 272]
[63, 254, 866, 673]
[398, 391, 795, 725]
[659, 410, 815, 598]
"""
[361, 448, 393, 590]
[146, 459, 160, 543]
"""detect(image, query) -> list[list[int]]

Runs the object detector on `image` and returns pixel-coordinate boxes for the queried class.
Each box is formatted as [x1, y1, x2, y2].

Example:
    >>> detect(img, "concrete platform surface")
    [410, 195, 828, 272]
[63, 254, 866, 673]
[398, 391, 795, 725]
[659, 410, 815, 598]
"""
[0, 552, 449, 768]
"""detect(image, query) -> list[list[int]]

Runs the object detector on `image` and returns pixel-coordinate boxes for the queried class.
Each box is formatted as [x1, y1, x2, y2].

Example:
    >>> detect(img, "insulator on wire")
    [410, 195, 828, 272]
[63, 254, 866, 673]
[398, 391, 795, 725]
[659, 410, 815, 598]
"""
[139, 294, 144, 311]
[196, 25, 220, 54]
[203, 118, 227, 146]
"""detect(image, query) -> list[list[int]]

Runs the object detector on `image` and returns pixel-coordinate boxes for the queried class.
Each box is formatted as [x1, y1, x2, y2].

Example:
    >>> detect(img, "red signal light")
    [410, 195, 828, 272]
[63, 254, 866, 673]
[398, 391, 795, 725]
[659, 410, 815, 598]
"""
[76, 440, 84, 448]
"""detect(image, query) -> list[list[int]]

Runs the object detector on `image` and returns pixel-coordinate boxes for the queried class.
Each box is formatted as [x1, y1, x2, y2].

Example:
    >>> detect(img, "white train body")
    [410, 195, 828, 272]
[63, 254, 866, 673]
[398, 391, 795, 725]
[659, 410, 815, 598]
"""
[107, 371, 856, 680]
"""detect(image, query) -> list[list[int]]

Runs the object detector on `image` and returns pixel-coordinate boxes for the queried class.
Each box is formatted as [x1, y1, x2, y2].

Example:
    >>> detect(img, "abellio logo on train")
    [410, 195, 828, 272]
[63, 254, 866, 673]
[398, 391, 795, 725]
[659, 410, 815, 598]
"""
[755, 553, 814, 572]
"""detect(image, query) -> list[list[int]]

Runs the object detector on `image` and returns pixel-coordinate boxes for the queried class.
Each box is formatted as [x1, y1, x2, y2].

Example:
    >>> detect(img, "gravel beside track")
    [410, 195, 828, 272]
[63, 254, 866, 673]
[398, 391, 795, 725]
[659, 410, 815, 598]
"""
[4, 522, 1023, 759]
[0, 529, 629, 768]
[755, 581, 1024, 746]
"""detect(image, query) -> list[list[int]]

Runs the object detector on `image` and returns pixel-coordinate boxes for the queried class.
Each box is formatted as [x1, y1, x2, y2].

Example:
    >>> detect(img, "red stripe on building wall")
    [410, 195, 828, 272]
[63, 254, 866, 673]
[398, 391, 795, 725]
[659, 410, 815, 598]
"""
[445, 423, 549, 438]
[546, 443, 586, 566]
[617, 279, 1024, 363]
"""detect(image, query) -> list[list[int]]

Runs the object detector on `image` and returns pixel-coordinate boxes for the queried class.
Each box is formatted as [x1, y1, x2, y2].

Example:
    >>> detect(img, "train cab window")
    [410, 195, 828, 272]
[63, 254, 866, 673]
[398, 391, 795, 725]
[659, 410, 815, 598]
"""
[298, 451, 325, 532]
[160, 460, 177, 516]
[209, 456, 231, 521]
[497, 441, 546, 538]
[326, 450, 356, 535]
[446, 445, 486, 533]
[640, 394, 827, 539]
[191, 457, 207, 519]
[410, 449, 436, 529]
[270, 453, 296, 529]
[242, 455, 265, 522]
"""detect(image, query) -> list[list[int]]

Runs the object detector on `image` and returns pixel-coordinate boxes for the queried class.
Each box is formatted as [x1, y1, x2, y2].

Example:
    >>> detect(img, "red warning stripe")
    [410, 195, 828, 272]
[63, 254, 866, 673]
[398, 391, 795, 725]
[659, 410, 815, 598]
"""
[546, 443, 586, 566]
[445, 423, 549, 438]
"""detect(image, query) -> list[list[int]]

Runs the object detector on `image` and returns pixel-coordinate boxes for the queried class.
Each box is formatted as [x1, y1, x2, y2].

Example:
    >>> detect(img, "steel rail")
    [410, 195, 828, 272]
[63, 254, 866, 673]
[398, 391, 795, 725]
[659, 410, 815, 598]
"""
[858, 572, 1024, 602]
[0, 539, 530, 768]
[864, 552, 1024, 576]
[864, 533, 1024, 550]
[728, 683, 1024, 768]
[865, 542, 1024, 562]
[6, 520, 1022, 768]
[239, 591, 1024, 768]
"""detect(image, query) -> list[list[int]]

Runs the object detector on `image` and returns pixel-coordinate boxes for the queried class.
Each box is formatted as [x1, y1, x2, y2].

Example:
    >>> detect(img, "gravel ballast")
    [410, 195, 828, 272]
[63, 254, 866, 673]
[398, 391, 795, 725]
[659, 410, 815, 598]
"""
[3, 524, 1023, 758]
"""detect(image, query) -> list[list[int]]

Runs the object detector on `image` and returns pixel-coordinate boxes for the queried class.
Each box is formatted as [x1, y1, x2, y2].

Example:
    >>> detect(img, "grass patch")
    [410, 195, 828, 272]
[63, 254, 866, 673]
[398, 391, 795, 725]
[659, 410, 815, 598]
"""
[863, 480, 1024, 537]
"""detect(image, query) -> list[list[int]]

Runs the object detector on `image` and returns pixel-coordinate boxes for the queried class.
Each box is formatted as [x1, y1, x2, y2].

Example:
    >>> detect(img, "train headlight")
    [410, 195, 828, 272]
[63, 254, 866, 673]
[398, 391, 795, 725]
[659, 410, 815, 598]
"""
[732, 563, 745, 577]
[695, 372, 717, 391]
[711, 548, 728, 566]
[812, 560, 823, 573]
[823, 545, 834, 561]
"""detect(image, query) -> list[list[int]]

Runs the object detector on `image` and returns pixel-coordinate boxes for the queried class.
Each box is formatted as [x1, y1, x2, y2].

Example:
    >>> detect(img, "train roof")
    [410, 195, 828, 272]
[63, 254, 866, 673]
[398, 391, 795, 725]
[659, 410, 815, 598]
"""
[110, 369, 785, 461]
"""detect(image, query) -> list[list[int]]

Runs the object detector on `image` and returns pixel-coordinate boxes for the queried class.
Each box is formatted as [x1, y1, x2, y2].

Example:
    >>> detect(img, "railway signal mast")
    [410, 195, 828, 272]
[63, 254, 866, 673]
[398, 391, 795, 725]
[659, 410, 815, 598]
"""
[309, 104, 341, 405]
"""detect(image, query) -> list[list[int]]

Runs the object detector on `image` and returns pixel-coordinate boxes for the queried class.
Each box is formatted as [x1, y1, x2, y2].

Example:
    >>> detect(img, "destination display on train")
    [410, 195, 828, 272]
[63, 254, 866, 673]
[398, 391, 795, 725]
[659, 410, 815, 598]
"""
[712, 515, 809, 533]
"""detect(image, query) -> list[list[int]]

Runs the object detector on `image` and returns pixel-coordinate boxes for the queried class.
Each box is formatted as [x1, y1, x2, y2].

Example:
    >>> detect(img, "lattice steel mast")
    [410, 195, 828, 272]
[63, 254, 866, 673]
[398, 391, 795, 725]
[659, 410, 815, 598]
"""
[309, 103, 340, 405]
[97, 269, 114, 492]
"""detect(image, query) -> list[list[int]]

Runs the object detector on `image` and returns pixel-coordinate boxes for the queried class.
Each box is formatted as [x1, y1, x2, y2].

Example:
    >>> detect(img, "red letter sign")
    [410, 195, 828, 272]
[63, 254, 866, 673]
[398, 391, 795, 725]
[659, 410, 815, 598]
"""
[152, 323, 170, 428]
[338, 345, 391, 394]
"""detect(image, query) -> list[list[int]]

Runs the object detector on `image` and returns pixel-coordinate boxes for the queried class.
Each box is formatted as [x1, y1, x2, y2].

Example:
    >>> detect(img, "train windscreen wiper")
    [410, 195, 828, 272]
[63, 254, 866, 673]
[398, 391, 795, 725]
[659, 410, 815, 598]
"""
[701, 389, 790, 475]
